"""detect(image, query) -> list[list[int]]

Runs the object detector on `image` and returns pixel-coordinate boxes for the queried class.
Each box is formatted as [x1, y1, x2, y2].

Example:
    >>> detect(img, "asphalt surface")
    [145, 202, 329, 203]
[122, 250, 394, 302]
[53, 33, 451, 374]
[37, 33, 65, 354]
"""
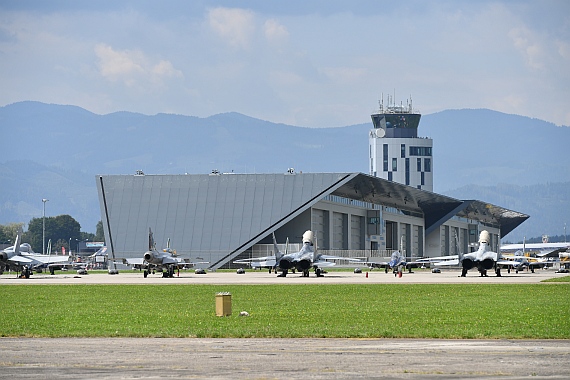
[1, 269, 569, 379]
[0, 266, 564, 284]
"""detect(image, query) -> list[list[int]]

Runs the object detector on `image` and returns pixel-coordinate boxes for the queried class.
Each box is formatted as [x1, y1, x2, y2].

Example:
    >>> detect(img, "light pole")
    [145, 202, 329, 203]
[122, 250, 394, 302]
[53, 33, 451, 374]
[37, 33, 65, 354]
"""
[42, 198, 48, 255]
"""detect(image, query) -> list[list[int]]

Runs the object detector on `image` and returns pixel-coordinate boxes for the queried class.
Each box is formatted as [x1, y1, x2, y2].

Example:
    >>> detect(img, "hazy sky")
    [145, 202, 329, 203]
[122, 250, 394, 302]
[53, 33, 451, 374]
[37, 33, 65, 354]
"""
[1, 0, 569, 127]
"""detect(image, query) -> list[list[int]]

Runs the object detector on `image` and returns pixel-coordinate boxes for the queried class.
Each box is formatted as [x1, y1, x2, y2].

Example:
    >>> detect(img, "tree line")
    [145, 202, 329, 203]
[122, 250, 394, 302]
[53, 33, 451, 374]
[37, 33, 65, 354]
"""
[0, 216, 104, 254]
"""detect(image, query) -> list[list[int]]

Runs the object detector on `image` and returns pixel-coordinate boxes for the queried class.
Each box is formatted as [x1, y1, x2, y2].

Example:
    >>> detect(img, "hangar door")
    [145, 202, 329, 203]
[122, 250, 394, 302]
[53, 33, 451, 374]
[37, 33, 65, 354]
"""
[350, 215, 364, 250]
[312, 209, 329, 250]
[332, 212, 347, 250]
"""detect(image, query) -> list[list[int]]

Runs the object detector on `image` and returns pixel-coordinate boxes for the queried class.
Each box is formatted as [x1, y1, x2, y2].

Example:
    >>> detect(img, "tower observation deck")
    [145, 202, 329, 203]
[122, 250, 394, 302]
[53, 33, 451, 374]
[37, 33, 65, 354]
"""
[369, 95, 433, 191]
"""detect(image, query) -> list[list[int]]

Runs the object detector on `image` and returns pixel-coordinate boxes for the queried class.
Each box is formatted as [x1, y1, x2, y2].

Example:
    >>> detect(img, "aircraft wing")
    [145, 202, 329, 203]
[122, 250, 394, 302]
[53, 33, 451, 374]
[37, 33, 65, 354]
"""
[496, 259, 520, 268]
[161, 256, 186, 265]
[188, 261, 209, 266]
[233, 256, 277, 268]
[434, 259, 460, 266]
[313, 255, 362, 268]
[313, 260, 337, 268]
[9, 255, 34, 264]
[26, 254, 72, 264]
[318, 255, 362, 262]
[125, 257, 145, 266]
[365, 261, 390, 269]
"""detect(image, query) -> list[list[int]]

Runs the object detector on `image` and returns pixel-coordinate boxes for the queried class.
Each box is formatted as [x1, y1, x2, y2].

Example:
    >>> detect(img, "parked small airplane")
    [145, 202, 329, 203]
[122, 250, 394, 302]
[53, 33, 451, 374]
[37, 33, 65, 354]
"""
[365, 236, 424, 276]
[0, 231, 72, 277]
[496, 251, 548, 273]
[125, 228, 207, 278]
[367, 250, 423, 276]
[235, 230, 361, 277]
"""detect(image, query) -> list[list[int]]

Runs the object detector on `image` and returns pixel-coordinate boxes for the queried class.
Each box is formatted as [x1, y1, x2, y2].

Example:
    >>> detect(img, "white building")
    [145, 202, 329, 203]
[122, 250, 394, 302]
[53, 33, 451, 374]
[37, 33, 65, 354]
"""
[369, 99, 433, 192]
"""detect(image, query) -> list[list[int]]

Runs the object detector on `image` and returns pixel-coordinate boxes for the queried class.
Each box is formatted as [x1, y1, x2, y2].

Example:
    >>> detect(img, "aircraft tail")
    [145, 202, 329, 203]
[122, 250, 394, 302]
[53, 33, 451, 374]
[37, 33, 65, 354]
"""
[13, 229, 22, 255]
[454, 230, 464, 263]
[273, 233, 283, 263]
[47, 239, 52, 256]
[148, 228, 156, 251]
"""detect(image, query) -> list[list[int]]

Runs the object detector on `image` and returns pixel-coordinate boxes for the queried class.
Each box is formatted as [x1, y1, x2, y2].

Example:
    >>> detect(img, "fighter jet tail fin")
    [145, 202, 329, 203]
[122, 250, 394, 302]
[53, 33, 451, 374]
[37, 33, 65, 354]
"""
[273, 232, 284, 268]
[13, 229, 22, 255]
[148, 228, 156, 251]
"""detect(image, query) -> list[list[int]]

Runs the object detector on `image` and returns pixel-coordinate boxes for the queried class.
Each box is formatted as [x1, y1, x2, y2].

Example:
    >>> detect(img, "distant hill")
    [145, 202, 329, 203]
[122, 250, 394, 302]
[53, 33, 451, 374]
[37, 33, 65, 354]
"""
[420, 109, 569, 192]
[1, 101, 568, 242]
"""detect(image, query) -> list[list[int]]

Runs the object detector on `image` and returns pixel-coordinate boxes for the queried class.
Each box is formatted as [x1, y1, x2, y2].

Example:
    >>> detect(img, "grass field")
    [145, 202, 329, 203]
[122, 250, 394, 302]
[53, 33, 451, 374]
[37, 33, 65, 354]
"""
[1, 283, 568, 339]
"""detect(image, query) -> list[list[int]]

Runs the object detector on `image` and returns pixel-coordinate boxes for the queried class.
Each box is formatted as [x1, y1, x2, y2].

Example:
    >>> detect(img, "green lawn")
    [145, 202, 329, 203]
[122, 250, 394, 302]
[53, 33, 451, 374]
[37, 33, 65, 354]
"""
[1, 283, 568, 339]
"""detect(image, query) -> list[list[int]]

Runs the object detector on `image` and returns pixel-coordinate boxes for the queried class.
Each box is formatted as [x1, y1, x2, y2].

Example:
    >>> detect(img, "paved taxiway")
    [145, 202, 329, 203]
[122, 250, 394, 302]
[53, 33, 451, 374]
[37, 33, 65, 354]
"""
[0, 267, 564, 284]
[2, 269, 568, 379]
[1, 338, 569, 379]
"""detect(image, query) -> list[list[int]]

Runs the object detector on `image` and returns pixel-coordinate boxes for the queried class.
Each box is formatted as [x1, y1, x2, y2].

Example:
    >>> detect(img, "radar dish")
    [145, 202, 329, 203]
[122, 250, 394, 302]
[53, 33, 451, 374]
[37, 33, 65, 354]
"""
[376, 129, 385, 138]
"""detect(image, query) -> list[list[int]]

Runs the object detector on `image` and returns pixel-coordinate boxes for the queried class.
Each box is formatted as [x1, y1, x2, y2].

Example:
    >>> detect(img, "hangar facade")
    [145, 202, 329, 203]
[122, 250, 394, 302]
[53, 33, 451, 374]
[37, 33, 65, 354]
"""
[96, 171, 528, 269]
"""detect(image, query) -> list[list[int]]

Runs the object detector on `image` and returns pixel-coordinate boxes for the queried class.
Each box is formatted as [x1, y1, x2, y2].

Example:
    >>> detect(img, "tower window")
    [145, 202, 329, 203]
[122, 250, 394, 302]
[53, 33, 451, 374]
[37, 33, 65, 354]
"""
[424, 158, 431, 172]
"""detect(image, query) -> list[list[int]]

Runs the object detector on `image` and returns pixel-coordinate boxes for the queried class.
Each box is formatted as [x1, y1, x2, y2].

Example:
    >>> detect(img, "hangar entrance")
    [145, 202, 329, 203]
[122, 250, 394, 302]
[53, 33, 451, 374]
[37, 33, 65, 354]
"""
[385, 221, 398, 250]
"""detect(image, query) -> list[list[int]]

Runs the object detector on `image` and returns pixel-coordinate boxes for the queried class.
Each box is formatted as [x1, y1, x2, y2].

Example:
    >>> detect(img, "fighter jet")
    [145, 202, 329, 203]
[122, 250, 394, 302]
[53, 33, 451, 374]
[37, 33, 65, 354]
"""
[459, 230, 502, 277]
[0, 230, 72, 277]
[126, 228, 206, 278]
[366, 236, 423, 276]
[235, 230, 361, 277]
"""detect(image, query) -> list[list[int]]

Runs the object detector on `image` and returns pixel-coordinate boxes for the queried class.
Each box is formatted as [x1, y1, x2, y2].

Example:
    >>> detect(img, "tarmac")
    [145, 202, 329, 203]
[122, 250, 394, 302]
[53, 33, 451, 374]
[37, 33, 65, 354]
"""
[0, 266, 565, 284]
[1, 268, 569, 379]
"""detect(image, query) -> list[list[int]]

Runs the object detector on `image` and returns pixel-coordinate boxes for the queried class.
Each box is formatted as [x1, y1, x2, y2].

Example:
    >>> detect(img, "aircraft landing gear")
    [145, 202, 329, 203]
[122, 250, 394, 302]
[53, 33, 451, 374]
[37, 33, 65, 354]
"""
[315, 268, 323, 277]
[461, 268, 468, 277]
[277, 269, 288, 277]
[143, 270, 148, 278]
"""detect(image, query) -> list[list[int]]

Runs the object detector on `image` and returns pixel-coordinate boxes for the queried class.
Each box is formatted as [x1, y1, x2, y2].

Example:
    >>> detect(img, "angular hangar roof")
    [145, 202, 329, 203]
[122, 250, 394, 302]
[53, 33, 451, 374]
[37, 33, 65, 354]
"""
[97, 172, 528, 269]
[329, 173, 528, 238]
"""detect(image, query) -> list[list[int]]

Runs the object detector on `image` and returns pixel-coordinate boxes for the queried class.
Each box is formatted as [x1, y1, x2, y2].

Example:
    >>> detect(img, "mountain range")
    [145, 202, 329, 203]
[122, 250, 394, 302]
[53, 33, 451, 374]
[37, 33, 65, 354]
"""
[1, 101, 568, 243]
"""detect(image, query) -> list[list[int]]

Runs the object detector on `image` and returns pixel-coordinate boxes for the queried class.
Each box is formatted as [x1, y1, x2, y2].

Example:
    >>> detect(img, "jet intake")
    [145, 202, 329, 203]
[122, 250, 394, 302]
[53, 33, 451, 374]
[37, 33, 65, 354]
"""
[295, 259, 311, 271]
[480, 258, 495, 270]
[0, 253, 7, 262]
[279, 258, 293, 270]
[462, 259, 475, 270]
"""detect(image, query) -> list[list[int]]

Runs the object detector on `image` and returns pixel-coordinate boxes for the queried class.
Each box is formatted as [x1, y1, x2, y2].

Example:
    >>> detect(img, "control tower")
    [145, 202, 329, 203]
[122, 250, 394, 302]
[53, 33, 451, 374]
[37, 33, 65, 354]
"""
[369, 95, 433, 191]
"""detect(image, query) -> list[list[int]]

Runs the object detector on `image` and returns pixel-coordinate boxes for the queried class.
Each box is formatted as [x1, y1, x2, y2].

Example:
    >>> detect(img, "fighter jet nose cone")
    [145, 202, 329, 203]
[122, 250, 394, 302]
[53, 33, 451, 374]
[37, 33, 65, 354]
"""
[302, 230, 314, 244]
[479, 230, 490, 244]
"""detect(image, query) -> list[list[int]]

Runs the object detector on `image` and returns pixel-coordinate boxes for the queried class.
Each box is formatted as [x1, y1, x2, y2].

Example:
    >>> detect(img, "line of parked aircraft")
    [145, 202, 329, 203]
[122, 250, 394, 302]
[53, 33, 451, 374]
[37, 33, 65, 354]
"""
[2, 228, 567, 279]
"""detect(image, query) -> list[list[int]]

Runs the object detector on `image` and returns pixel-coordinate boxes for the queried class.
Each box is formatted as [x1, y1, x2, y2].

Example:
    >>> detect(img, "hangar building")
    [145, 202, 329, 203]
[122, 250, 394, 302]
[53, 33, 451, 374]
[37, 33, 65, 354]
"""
[96, 172, 528, 269]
